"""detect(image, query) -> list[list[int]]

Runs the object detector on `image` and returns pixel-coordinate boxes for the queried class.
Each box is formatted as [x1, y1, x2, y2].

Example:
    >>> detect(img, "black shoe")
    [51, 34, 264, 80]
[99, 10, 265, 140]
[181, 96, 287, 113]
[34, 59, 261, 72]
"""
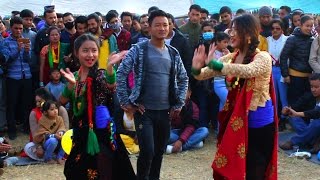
[8, 132, 17, 140]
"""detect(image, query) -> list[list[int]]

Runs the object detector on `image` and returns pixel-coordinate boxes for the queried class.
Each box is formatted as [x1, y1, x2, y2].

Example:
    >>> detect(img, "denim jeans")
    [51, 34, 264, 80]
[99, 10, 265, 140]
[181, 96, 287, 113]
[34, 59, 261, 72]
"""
[0, 76, 6, 130]
[168, 127, 209, 150]
[213, 79, 228, 111]
[289, 117, 320, 146]
[44, 137, 65, 161]
[134, 109, 170, 180]
[272, 67, 288, 108]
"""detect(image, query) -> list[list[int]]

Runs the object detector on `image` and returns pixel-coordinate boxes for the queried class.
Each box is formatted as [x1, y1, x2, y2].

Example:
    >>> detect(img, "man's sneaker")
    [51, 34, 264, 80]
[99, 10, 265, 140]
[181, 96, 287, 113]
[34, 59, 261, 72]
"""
[193, 141, 204, 149]
[166, 145, 173, 154]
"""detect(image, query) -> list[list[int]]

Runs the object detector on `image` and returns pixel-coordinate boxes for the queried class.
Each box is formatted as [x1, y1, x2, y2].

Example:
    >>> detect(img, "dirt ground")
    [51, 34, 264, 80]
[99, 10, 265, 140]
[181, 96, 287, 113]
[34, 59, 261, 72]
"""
[1, 132, 320, 180]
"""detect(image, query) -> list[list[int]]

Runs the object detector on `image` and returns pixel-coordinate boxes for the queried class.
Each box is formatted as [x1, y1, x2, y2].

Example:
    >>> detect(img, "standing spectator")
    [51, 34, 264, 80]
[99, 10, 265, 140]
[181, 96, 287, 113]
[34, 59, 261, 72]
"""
[120, 11, 133, 32]
[34, 8, 57, 71]
[279, 6, 291, 20]
[20, 9, 38, 101]
[166, 13, 192, 76]
[60, 12, 76, 44]
[132, 15, 142, 36]
[56, 13, 65, 31]
[200, 8, 209, 24]
[131, 14, 150, 45]
[215, 6, 232, 32]
[0, 20, 9, 38]
[280, 15, 314, 106]
[45, 68, 65, 101]
[117, 10, 188, 180]
[87, 13, 118, 70]
[309, 35, 320, 73]
[0, 38, 6, 133]
[288, 10, 303, 34]
[106, 11, 131, 51]
[258, 6, 273, 38]
[2, 17, 32, 140]
[267, 19, 288, 130]
[179, 4, 202, 50]
[235, 9, 246, 17]
[39, 26, 70, 85]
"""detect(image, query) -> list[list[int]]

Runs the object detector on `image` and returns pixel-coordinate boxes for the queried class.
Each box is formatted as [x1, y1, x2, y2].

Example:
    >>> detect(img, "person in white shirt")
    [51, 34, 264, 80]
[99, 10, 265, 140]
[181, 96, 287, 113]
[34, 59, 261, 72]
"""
[267, 19, 288, 130]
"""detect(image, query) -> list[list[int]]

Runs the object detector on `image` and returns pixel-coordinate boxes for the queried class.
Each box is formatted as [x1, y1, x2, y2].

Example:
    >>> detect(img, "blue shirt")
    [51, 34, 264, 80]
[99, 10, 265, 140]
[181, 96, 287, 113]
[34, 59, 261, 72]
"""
[0, 37, 4, 75]
[22, 28, 37, 72]
[45, 81, 66, 101]
[2, 35, 32, 80]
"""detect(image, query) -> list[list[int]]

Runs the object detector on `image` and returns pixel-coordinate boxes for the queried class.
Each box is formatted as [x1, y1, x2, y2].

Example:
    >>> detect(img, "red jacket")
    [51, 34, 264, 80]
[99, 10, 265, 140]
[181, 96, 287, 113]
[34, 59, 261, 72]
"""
[116, 28, 131, 51]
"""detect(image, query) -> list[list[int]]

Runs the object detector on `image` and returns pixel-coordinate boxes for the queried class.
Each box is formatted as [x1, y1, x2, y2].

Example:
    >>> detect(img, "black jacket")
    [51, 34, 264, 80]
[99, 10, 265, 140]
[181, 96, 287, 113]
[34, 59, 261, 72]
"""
[34, 24, 50, 56]
[280, 28, 314, 77]
[170, 29, 192, 76]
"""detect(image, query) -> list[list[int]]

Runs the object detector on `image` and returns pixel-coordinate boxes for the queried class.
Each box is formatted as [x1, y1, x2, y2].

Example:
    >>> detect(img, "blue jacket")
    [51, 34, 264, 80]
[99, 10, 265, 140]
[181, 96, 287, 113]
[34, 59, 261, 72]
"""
[116, 40, 189, 110]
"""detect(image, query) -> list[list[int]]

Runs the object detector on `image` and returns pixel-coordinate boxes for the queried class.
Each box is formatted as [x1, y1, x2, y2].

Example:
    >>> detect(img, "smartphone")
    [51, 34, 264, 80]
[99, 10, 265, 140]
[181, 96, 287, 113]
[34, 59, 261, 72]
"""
[18, 38, 30, 44]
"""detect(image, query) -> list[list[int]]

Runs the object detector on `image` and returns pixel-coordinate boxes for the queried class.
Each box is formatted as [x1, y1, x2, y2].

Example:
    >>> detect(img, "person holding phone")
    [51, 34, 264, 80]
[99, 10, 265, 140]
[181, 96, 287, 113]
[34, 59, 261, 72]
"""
[1, 17, 32, 140]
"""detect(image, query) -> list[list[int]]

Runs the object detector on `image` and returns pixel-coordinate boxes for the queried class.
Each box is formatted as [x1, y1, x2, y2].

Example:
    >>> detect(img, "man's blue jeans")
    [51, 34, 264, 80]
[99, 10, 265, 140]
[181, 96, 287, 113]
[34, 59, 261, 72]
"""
[168, 127, 209, 150]
[289, 117, 320, 146]
[44, 137, 65, 161]
[272, 67, 288, 108]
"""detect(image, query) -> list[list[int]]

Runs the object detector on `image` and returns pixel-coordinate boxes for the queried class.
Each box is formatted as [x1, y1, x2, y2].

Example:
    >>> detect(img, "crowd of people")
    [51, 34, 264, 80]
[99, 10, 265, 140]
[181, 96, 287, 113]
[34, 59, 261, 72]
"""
[0, 2, 319, 180]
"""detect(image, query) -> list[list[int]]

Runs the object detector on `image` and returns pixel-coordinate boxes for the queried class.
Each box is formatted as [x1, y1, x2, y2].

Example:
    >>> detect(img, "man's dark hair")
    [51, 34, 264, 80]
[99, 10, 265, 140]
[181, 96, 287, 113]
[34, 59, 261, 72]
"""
[309, 73, 320, 81]
[215, 32, 230, 42]
[139, 14, 148, 22]
[108, 10, 119, 17]
[148, 10, 167, 25]
[87, 13, 100, 23]
[63, 12, 73, 18]
[166, 13, 175, 24]
[75, 15, 87, 25]
[133, 15, 140, 22]
[210, 13, 220, 22]
[105, 12, 118, 23]
[11, 11, 20, 16]
[280, 6, 291, 14]
[201, 20, 214, 30]
[120, 11, 133, 21]
[201, 8, 209, 16]
[43, 9, 55, 18]
[56, 13, 63, 19]
[270, 19, 284, 30]
[94, 12, 103, 17]
[236, 8, 246, 15]
[20, 9, 34, 18]
[148, 6, 160, 14]
[33, 17, 42, 25]
[10, 16, 23, 27]
[189, 4, 202, 12]
[219, 6, 232, 15]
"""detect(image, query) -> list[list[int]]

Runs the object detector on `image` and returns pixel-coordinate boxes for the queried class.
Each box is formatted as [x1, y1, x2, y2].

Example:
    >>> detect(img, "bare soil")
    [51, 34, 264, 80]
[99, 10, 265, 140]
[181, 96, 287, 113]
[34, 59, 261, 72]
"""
[1, 132, 320, 180]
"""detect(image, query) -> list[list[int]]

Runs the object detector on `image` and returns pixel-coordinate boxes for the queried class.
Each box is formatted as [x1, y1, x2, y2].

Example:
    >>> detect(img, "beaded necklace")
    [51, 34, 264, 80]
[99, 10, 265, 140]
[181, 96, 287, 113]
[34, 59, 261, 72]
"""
[73, 68, 87, 117]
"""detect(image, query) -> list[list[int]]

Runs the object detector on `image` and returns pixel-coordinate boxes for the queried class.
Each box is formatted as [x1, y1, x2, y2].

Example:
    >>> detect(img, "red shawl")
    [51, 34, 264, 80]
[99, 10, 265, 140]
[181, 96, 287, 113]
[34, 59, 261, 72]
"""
[212, 66, 278, 179]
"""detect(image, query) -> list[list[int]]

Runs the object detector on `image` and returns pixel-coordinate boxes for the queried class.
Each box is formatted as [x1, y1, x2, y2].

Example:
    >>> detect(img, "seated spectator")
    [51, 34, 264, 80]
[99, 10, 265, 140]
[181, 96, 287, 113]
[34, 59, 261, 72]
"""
[0, 138, 19, 176]
[119, 112, 139, 154]
[280, 73, 320, 153]
[33, 100, 66, 164]
[39, 26, 70, 86]
[45, 68, 65, 101]
[29, 88, 69, 142]
[166, 87, 209, 153]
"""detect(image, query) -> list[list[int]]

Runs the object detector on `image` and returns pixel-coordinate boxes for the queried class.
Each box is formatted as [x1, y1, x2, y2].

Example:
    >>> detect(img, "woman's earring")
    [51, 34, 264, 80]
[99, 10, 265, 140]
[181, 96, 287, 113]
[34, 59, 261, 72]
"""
[248, 38, 251, 44]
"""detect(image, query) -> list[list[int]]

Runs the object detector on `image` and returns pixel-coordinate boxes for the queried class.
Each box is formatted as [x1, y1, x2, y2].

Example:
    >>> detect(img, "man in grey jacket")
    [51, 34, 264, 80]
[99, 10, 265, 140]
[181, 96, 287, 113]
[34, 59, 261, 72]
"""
[116, 10, 188, 180]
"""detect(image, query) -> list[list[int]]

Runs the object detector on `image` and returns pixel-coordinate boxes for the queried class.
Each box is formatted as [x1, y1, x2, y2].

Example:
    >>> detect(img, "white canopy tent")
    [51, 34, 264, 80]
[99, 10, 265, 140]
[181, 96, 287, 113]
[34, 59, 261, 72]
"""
[0, 0, 192, 17]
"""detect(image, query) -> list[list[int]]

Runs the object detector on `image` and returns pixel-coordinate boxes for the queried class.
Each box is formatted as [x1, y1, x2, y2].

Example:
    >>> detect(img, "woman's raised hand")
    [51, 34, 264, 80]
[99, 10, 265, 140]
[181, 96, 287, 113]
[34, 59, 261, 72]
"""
[206, 43, 217, 65]
[60, 68, 76, 85]
[108, 51, 128, 66]
[192, 45, 207, 70]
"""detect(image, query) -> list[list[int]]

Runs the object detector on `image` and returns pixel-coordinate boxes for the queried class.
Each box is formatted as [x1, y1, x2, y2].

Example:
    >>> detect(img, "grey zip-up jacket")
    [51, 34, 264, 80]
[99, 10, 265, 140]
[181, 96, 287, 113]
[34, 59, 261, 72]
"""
[116, 40, 188, 110]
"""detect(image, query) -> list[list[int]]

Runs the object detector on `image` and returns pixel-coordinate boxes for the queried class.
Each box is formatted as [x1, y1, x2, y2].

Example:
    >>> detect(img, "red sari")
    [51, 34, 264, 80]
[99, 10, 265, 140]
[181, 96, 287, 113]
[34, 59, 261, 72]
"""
[212, 63, 278, 179]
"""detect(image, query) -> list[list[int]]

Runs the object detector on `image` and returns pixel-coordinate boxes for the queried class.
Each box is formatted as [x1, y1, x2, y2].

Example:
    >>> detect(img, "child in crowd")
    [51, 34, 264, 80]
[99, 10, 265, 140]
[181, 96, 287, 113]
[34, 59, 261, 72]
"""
[280, 73, 320, 153]
[33, 100, 66, 164]
[119, 112, 140, 154]
[213, 32, 230, 111]
[45, 68, 66, 101]
[166, 86, 209, 154]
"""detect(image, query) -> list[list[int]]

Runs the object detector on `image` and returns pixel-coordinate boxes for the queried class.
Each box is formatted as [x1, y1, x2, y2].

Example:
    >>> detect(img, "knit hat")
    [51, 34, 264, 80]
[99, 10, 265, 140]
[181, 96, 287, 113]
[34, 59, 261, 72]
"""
[258, 6, 273, 17]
